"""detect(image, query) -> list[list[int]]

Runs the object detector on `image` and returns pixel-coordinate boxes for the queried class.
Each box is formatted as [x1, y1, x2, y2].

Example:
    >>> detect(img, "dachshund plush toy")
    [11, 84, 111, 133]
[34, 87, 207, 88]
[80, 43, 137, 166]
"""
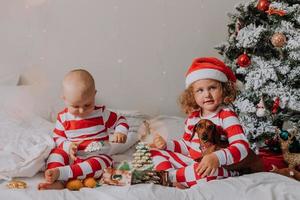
[192, 119, 263, 174]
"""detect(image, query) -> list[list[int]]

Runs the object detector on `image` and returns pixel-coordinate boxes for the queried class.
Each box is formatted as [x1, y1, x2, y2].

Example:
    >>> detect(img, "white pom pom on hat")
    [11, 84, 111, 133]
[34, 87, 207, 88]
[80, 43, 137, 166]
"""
[185, 57, 237, 88]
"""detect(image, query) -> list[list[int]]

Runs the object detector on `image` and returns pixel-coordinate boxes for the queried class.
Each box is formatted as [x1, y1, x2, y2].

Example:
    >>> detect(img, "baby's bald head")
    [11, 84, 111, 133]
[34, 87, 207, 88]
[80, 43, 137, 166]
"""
[63, 69, 96, 99]
[62, 69, 97, 117]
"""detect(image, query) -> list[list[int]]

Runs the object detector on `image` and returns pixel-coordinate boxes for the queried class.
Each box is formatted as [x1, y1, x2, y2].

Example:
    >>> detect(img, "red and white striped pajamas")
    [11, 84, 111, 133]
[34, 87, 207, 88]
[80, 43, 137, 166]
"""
[150, 106, 250, 188]
[46, 105, 129, 181]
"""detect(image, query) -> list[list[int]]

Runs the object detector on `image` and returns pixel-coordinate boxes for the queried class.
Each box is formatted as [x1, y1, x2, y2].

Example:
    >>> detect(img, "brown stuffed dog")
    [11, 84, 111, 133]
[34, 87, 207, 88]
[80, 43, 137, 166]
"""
[192, 119, 263, 174]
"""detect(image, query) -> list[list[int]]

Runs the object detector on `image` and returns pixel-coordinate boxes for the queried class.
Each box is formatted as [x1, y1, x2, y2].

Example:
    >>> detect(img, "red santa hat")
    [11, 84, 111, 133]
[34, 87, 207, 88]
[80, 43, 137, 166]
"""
[185, 57, 236, 88]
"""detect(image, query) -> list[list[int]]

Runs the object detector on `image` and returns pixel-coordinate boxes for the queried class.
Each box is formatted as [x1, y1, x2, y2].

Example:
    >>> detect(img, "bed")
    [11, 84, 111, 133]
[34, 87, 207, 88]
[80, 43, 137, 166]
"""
[1, 170, 300, 200]
[0, 79, 300, 200]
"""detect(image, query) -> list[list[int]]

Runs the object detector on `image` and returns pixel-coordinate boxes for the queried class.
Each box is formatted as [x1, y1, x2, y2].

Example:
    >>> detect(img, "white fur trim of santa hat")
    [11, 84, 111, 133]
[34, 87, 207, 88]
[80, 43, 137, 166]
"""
[185, 57, 236, 88]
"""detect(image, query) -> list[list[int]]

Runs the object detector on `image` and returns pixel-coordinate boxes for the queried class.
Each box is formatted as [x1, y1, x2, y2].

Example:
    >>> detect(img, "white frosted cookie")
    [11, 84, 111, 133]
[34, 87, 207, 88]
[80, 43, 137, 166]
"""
[84, 141, 105, 153]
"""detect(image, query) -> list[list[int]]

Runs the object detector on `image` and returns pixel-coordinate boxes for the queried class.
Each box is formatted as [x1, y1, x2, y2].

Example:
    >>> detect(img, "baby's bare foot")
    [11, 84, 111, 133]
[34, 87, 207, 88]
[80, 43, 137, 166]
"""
[38, 181, 64, 190]
[45, 168, 60, 183]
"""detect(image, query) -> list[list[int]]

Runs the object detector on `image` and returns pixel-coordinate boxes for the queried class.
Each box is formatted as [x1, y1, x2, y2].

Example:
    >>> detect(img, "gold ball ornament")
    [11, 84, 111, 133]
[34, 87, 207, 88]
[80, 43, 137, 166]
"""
[271, 33, 287, 48]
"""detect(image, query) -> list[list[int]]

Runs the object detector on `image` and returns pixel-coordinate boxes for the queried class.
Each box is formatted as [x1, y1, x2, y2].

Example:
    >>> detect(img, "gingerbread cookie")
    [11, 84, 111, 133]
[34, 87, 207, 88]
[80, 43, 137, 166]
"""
[6, 180, 27, 189]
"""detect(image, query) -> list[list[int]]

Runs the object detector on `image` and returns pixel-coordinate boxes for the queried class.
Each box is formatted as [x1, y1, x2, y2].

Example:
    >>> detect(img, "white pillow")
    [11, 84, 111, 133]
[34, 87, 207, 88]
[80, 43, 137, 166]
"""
[0, 73, 20, 86]
[138, 115, 185, 145]
[108, 110, 148, 155]
[0, 110, 54, 179]
[0, 85, 60, 122]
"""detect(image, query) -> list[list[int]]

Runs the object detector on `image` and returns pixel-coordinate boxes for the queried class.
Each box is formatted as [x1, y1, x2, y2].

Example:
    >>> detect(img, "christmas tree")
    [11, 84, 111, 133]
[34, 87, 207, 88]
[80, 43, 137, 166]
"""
[215, 0, 300, 152]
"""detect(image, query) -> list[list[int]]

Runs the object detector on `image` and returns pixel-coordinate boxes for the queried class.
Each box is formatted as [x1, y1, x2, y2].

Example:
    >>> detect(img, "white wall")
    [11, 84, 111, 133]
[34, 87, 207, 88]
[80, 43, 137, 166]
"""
[0, 0, 242, 116]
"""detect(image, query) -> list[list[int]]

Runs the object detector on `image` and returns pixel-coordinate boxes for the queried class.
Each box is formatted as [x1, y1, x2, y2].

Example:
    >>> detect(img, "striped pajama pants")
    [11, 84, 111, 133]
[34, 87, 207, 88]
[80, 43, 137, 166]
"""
[150, 149, 239, 188]
[46, 148, 113, 181]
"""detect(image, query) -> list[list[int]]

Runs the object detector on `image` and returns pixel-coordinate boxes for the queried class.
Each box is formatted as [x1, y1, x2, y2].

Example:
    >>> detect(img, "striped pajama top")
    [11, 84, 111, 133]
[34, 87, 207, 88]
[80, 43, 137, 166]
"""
[52, 105, 129, 155]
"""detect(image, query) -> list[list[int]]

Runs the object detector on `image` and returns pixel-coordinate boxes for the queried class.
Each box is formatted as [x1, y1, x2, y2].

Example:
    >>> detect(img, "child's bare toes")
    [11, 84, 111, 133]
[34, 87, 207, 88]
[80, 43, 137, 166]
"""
[45, 168, 60, 183]
[38, 183, 49, 190]
[38, 181, 64, 190]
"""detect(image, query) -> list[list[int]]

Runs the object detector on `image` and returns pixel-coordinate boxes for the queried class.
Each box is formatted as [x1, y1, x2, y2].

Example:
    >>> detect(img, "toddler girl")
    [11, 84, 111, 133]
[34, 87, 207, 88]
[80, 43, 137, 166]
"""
[150, 57, 250, 188]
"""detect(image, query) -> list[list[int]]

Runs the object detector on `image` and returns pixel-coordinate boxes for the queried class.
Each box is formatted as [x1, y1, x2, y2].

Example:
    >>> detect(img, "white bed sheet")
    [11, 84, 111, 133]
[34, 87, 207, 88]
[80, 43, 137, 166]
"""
[1, 172, 300, 200]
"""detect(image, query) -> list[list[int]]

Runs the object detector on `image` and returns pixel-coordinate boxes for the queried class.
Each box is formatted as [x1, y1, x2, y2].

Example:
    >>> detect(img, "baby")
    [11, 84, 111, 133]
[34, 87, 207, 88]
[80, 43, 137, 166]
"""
[38, 69, 128, 190]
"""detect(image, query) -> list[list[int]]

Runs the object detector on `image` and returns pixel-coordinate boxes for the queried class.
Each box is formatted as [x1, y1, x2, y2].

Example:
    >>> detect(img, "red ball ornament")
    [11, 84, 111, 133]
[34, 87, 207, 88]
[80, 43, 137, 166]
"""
[237, 53, 251, 67]
[257, 0, 270, 12]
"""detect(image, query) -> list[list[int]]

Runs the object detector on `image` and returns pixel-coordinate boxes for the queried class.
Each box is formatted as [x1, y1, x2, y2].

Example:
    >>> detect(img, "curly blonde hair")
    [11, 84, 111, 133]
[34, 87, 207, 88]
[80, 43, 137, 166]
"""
[178, 81, 237, 115]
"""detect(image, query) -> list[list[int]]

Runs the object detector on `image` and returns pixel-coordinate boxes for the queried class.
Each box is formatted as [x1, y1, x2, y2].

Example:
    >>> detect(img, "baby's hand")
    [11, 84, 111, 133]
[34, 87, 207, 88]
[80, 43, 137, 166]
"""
[112, 132, 127, 143]
[150, 134, 166, 149]
[196, 153, 219, 177]
[69, 142, 80, 161]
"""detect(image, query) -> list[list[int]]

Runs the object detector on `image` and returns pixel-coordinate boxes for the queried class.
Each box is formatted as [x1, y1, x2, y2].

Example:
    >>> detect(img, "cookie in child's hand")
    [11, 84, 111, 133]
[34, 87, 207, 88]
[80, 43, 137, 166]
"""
[84, 141, 105, 153]
[6, 180, 27, 189]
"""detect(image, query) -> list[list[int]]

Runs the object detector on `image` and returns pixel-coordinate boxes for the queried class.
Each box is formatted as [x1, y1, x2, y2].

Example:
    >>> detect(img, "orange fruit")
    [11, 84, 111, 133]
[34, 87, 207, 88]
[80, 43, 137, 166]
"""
[83, 177, 97, 188]
[66, 179, 83, 190]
